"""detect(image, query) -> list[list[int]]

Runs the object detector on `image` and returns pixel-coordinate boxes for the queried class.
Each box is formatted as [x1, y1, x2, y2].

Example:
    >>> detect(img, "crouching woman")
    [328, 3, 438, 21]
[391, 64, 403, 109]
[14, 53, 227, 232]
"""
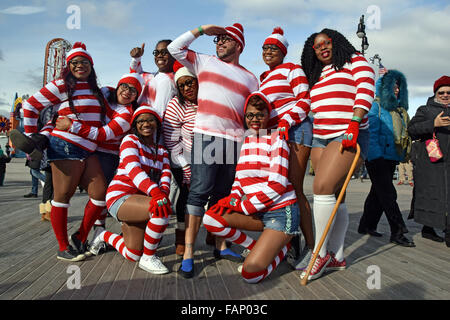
[202, 91, 300, 283]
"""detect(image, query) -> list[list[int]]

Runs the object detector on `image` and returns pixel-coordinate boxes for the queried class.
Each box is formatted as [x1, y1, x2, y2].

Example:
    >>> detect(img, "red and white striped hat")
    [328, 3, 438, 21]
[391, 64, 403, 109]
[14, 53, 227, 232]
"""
[263, 27, 289, 56]
[117, 70, 144, 97]
[66, 42, 94, 65]
[173, 60, 196, 84]
[244, 91, 273, 114]
[131, 104, 162, 124]
[225, 23, 245, 52]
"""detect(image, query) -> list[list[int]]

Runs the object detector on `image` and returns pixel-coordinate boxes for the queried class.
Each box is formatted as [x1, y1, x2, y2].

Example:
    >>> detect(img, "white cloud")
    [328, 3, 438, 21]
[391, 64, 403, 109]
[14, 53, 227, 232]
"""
[0, 6, 46, 15]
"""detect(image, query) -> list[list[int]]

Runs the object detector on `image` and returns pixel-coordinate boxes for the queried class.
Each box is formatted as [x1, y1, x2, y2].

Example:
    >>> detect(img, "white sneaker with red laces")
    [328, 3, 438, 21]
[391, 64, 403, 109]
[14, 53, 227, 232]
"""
[326, 253, 347, 271]
[300, 252, 331, 281]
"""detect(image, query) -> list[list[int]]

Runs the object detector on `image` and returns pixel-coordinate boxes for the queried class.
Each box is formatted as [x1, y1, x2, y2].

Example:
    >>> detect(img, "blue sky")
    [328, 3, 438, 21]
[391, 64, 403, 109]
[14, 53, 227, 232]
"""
[0, 0, 449, 118]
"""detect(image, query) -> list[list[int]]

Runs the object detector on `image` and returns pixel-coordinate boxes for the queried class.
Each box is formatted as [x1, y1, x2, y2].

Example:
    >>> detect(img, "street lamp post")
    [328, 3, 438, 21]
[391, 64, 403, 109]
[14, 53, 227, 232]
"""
[356, 15, 369, 55]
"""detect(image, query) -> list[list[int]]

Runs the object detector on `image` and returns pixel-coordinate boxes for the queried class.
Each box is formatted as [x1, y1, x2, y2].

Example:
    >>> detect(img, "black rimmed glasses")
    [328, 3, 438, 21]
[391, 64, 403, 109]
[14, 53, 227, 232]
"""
[213, 35, 234, 45]
[437, 91, 450, 95]
[245, 112, 266, 120]
[262, 45, 279, 52]
[119, 83, 138, 96]
[153, 49, 170, 57]
[178, 79, 195, 91]
[69, 59, 90, 67]
[136, 118, 156, 125]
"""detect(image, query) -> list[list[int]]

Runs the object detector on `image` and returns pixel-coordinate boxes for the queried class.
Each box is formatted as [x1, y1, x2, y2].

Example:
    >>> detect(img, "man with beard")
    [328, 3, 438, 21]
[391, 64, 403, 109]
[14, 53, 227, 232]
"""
[167, 23, 259, 278]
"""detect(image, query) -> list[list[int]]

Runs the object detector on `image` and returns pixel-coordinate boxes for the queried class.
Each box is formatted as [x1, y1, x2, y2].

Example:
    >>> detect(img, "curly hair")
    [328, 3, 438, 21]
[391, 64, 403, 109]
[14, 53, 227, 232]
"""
[301, 28, 358, 88]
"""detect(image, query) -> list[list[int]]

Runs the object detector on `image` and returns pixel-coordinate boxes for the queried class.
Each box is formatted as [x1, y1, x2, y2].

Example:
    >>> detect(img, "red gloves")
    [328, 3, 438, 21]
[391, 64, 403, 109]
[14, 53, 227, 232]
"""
[217, 195, 242, 212]
[277, 119, 290, 140]
[149, 188, 172, 218]
[208, 203, 231, 216]
[341, 120, 360, 149]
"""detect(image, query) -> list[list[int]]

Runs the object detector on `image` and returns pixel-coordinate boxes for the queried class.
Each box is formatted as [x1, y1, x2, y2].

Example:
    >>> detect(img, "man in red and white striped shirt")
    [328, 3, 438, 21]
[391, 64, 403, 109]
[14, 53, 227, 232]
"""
[167, 23, 258, 276]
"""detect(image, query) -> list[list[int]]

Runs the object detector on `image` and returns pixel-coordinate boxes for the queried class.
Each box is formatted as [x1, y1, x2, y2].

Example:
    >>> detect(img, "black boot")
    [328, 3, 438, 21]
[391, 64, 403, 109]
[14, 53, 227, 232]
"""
[445, 230, 450, 248]
[421, 226, 444, 243]
[10, 130, 49, 168]
[390, 233, 415, 247]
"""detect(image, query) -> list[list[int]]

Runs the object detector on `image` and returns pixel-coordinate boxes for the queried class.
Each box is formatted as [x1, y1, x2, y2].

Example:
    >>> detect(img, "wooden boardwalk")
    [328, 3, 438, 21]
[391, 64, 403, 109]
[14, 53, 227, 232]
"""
[0, 158, 449, 301]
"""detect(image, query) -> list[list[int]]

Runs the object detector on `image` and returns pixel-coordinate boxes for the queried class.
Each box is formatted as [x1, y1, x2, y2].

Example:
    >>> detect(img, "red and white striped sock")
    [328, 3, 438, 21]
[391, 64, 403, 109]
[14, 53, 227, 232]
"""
[77, 198, 106, 243]
[94, 208, 108, 228]
[100, 230, 143, 262]
[50, 201, 70, 251]
[203, 211, 256, 250]
[241, 244, 290, 284]
[142, 217, 169, 258]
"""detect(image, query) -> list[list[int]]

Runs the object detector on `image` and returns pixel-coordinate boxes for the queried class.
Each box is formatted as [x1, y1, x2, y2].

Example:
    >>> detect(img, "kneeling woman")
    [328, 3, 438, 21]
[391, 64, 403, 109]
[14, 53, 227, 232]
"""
[203, 92, 300, 283]
[89, 105, 173, 274]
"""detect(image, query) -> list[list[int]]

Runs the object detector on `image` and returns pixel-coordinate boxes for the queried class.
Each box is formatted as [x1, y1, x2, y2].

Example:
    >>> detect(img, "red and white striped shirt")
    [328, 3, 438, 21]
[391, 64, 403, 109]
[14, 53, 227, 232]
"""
[106, 134, 171, 210]
[168, 31, 259, 142]
[130, 57, 177, 117]
[310, 53, 375, 139]
[68, 87, 133, 155]
[23, 79, 103, 151]
[259, 62, 311, 129]
[229, 131, 296, 215]
[162, 96, 197, 168]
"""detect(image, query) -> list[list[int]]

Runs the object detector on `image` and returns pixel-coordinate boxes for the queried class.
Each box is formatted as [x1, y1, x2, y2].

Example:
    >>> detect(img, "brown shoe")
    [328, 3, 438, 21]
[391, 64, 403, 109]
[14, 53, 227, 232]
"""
[175, 229, 185, 256]
[44, 212, 51, 221]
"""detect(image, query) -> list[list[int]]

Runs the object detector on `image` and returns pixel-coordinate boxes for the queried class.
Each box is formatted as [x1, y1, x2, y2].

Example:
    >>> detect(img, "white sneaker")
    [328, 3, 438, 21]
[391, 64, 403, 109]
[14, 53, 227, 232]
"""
[237, 264, 243, 273]
[241, 249, 251, 258]
[88, 227, 106, 256]
[138, 255, 169, 275]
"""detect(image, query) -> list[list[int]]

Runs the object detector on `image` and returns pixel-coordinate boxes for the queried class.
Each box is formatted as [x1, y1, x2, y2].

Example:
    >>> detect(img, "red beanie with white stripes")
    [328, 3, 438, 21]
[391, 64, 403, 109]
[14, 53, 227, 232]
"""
[117, 70, 144, 97]
[132, 104, 162, 125]
[225, 23, 245, 52]
[263, 27, 289, 56]
[66, 42, 94, 65]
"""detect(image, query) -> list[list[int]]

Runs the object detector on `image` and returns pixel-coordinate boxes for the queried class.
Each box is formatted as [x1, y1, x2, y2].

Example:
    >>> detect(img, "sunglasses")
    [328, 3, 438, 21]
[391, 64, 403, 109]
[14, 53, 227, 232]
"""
[437, 91, 450, 95]
[178, 79, 195, 91]
[213, 35, 235, 45]
[69, 59, 90, 67]
[152, 49, 170, 57]
[245, 112, 266, 120]
[262, 45, 280, 52]
[312, 38, 332, 50]
[119, 83, 138, 96]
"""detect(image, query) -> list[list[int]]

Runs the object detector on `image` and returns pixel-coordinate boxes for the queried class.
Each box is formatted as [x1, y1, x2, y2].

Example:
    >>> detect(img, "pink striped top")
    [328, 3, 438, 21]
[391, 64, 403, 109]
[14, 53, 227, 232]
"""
[68, 87, 133, 155]
[23, 79, 103, 151]
[310, 53, 375, 139]
[162, 96, 197, 168]
[229, 131, 296, 215]
[168, 31, 259, 142]
[106, 134, 171, 209]
[259, 62, 311, 129]
[130, 57, 177, 117]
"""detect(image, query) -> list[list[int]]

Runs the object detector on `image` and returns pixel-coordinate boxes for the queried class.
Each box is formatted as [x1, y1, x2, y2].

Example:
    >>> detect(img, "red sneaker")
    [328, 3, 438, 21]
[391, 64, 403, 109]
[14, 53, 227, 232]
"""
[326, 253, 347, 271]
[397, 181, 403, 185]
[300, 252, 331, 280]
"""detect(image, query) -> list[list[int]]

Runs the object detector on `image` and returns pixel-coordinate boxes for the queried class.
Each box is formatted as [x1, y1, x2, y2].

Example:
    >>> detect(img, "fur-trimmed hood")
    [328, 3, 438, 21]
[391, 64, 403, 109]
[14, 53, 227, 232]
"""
[376, 69, 409, 111]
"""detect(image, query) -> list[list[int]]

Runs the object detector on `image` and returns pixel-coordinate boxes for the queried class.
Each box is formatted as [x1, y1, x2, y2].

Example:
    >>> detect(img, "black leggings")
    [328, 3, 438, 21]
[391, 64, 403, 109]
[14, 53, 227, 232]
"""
[171, 167, 188, 224]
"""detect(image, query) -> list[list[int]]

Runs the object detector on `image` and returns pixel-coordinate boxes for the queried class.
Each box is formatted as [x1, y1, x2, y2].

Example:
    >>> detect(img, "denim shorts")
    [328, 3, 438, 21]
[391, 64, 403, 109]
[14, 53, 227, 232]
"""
[95, 151, 120, 185]
[47, 136, 92, 161]
[288, 117, 313, 147]
[256, 203, 300, 235]
[311, 129, 369, 160]
[108, 194, 131, 221]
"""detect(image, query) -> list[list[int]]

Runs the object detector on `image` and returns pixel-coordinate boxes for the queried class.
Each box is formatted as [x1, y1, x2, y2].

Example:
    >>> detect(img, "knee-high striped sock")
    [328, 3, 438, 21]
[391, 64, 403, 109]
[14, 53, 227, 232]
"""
[241, 244, 290, 284]
[50, 201, 70, 251]
[100, 230, 143, 262]
[327, 203, 349, 261]
[203, 211, 256, 250]
[94, 208, 108, 229]
[142, 217, 169, 257]
[77, 198, 106, 242]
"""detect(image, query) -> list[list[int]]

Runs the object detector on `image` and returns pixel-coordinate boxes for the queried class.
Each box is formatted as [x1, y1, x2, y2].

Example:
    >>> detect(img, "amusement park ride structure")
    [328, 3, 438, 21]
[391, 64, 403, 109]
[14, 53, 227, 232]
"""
[5, 38, 71, 156]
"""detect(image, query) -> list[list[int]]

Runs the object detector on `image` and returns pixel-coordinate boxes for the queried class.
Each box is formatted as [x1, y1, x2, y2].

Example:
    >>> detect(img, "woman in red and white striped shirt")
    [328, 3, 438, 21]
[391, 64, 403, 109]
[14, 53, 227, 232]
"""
[90, 105, 173, 274]
[163, 62, 198, 258]
[299, 29, 375, 281]
[259, 27, 314, 269]
[203, 91, 300, 283]
[21, 42, 110, 262]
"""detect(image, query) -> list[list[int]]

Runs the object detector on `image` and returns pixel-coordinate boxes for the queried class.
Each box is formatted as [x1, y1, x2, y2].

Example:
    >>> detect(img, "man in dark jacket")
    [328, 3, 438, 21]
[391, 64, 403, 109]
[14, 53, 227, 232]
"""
[0, 145, 11, 186]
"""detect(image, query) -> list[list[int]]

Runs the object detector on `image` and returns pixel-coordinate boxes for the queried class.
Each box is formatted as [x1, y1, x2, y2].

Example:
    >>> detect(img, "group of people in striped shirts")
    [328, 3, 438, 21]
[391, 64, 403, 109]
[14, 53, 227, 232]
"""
[16, 22, 375, 283]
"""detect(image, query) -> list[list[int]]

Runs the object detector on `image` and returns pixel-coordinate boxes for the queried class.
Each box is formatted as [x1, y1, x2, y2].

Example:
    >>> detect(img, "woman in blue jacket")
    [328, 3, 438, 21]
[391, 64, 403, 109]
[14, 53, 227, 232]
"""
[358, 69, 415, 247]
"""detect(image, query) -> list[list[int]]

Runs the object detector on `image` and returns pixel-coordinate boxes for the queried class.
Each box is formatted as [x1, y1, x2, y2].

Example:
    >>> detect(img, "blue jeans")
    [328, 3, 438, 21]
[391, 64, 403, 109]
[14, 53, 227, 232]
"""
[95, 151, 119, 185]
[47, 136, 91, 162]
[30, 168, 45, 195]
[256, 203, 301, 235]
[186, 133, 239, 216]
[311, 129, 369, 160]
[288, 117, 313, 147]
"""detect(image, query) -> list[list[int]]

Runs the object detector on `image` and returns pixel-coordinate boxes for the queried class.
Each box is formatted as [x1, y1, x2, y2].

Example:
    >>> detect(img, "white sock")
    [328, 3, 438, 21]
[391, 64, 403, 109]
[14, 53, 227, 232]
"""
[327, 203, 349, 261]
[313, 194, 337, 258]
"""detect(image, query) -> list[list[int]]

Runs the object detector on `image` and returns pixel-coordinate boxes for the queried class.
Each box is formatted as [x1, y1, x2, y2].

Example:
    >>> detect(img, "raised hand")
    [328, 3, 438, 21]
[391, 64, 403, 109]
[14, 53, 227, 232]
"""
[130, 43, 145, 58]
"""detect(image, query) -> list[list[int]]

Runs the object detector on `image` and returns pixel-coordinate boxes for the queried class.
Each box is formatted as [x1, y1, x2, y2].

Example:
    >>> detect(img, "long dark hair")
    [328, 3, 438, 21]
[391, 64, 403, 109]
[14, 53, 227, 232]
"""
[301, 28, 358, 88]
[60, 63, 106, 123]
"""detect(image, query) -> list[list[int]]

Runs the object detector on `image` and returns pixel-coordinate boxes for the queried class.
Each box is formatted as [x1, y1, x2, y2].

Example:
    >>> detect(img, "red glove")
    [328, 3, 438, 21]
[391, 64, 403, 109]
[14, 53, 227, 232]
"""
[341, 120, 360, 149]
[217, 195, 242, 213]
[208, 203, 231, 216]
[149, 188, 172, 218]
[277, 119, 290, 140]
